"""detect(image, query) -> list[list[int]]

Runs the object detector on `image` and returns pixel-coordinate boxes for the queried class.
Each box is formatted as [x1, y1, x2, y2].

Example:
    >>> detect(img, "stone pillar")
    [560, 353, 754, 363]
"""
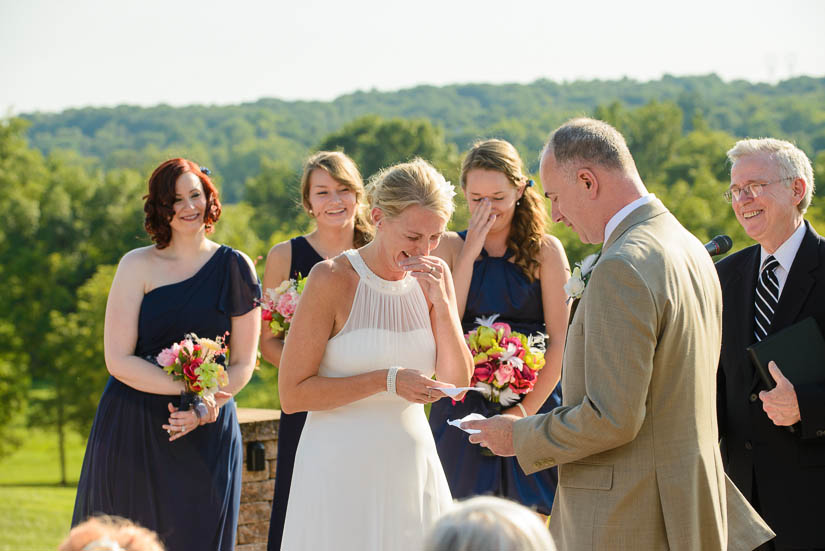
[236, 408, 281, 551]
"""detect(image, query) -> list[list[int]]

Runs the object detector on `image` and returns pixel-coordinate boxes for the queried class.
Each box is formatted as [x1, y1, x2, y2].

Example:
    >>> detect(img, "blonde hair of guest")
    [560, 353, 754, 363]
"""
[300, 150, 374, 246]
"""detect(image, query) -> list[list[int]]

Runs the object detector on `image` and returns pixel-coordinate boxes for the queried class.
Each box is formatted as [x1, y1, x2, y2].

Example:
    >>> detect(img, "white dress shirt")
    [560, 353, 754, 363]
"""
[760, 221, 806, 299]
[604, 194, 655, 244]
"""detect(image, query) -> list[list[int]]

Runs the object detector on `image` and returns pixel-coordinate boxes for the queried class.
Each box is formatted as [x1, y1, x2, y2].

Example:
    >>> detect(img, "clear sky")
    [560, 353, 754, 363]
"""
[2, 0, 824, 115]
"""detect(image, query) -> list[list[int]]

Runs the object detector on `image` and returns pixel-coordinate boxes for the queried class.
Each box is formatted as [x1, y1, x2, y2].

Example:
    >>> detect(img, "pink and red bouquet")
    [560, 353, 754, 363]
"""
[465, 314, 546, 406]
[261, 276, 306, 336]
[156, 332, 229, 396]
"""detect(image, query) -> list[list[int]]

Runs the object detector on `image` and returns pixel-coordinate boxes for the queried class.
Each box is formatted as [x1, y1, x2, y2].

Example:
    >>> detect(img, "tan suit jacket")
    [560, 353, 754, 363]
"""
[513, 200, 774, 550]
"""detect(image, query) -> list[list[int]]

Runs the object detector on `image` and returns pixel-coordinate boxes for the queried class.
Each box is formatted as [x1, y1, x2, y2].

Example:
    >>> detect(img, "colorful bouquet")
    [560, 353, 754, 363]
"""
[261, 276, 306, 336]
[465, 314, 546, 406]
[156, 332, 229, 397]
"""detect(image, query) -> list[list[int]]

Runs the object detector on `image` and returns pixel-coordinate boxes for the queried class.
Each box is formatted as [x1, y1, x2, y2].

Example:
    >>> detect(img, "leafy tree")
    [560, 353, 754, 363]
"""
[36, 265, 116, 484]
[317, 115, 459, 181]
[242, 159, 307, 242]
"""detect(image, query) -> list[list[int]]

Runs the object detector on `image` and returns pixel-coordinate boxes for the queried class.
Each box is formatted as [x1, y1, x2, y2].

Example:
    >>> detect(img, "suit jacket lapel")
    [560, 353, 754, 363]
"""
[735, 248, 762, 391]
[770, 221, 819, 332]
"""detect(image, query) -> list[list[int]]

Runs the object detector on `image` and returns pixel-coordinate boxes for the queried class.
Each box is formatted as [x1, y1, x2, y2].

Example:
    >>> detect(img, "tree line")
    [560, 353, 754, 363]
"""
[2, 75, 824, 482]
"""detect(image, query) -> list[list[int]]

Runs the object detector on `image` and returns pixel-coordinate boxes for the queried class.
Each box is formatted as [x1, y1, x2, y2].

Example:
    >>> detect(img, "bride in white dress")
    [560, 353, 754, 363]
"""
[278, 158, 473, 550]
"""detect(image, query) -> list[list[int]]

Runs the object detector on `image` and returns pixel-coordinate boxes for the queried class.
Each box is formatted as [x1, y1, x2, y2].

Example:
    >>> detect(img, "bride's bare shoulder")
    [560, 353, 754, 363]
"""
[303, 254, 358, 298]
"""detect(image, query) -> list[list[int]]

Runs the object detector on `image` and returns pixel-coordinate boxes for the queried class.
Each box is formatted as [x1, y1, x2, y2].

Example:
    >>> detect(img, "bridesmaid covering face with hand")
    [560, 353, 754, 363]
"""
[429, 139, 570, 516]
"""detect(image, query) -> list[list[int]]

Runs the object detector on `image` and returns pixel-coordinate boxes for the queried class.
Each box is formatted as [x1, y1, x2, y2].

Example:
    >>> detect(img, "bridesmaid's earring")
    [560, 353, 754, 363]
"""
[516, 200, 521, 207]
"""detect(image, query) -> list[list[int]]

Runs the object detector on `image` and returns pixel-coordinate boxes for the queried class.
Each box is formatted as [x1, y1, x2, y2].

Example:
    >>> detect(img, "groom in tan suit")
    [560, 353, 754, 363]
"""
[464, 118, 774, 550]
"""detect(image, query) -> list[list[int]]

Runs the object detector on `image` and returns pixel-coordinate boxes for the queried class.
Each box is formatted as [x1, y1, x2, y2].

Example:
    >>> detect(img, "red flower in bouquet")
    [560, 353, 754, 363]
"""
[156, 332, 230, 397]
[465, 314, 547, 406]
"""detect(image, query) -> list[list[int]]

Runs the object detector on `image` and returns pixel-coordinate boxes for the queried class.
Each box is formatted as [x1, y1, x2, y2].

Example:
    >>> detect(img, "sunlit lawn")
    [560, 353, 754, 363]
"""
[0, 368, 279, 551]
[0, 428, 86, 551]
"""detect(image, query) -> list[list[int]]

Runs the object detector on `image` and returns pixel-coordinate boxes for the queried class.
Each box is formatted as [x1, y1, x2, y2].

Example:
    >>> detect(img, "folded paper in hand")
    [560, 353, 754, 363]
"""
[438, 387, 484, 399]
[447, 413, 487, 434]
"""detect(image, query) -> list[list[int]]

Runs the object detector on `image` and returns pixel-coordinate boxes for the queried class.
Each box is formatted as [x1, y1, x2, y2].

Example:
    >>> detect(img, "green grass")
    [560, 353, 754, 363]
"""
[236, 363, 281, 410]
[0, 371, 281, 551]
[0, 428, 86, 551]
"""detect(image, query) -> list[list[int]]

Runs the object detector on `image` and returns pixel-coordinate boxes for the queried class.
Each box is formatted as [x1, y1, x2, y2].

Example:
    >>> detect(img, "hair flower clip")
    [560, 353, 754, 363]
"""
[438, 179, 457, 200]
[199, 166, 212, 176]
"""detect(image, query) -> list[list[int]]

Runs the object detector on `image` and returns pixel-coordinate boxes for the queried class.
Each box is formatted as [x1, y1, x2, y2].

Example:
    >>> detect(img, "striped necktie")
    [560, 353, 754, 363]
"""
[754, 255, 780, 341]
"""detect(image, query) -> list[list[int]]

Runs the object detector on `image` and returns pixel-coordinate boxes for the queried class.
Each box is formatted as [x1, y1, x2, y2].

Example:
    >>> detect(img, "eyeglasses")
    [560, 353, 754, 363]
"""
[723, 177, 794, 203]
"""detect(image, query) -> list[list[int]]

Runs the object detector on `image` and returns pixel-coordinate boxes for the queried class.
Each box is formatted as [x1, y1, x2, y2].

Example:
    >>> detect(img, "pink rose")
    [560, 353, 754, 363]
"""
[156, 343, 180, 367]
[494, 364, 514, 386]
[501, 336, 522, 349]
[492, 322, 511, 338]
[276, 290, 298, 320]
[179, 339, 194, 355]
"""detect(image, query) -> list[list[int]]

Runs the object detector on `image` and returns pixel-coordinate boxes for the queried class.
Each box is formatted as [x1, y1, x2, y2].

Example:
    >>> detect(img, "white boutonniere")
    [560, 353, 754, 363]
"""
[564, 252, 599, 302]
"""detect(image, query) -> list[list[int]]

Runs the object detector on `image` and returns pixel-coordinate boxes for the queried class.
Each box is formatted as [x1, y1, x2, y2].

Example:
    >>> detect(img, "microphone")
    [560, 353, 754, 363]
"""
[705, 235, 733, 257]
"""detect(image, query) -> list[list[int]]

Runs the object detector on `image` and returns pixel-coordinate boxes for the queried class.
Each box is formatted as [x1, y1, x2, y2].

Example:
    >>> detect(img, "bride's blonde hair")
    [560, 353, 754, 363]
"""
[366, 158, 455, 222]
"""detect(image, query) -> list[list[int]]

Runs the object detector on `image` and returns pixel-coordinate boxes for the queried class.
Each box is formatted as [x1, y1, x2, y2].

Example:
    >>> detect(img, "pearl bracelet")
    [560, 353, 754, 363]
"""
[387, 366, 400, 395]
[515, 403, 527, 418]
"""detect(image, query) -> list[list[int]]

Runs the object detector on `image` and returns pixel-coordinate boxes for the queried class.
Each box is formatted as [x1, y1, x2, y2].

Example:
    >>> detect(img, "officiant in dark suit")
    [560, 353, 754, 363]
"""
[716, 137, 825, 550]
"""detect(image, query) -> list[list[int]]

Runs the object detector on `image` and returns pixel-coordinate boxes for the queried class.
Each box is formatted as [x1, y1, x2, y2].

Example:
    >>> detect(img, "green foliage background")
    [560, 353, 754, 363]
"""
[3, 74, 825, 480]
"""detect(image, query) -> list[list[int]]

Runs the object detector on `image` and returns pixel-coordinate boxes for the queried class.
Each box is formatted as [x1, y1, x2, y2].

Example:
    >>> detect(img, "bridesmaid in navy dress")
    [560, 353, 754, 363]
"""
[429, 139, 570, 515]
[263, 151, 372, 551]
[72, 159, 261, 550]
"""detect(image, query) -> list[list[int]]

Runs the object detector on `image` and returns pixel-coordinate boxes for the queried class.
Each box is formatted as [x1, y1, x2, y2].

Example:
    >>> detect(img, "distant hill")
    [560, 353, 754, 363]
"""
[21, 74, 825, 202]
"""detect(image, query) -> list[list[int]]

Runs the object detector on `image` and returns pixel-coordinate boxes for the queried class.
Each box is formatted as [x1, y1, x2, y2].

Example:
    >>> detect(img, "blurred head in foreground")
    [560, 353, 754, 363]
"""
[59, 515, 164, 551]
[423, 496, 557, 551]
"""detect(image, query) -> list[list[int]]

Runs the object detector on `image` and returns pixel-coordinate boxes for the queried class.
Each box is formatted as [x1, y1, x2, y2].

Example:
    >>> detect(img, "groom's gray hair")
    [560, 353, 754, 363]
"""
[541, 117, 637, 173]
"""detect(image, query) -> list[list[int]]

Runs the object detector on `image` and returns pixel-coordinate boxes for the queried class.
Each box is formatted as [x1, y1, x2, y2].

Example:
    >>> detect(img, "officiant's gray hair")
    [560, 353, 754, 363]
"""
[367, 158, 455, 221]
[423, 496, 556, 551]
[727, 137, 815, 213]
[541, 117, 638, 175]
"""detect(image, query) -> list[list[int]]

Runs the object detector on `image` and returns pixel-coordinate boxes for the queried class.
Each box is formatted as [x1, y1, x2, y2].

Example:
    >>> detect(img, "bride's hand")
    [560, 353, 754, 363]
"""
[399, 255, 448, 306]
[394, 368, 456, 404]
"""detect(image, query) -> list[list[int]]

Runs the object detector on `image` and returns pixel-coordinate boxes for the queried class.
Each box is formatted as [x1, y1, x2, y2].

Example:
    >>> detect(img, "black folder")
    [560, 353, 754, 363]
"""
[746, 317, 825, 389]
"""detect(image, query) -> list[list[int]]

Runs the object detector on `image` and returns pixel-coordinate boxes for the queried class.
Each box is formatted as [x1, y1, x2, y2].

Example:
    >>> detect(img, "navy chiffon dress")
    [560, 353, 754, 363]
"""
[72, 245, 261, 550]
[267, 236, 323, 551]
[428, 232, 562, 514]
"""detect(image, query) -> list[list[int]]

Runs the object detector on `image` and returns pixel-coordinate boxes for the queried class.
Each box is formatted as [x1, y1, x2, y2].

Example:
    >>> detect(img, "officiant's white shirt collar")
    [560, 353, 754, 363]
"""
[759, 220, 806, 298]
[603, 193, 655, 244]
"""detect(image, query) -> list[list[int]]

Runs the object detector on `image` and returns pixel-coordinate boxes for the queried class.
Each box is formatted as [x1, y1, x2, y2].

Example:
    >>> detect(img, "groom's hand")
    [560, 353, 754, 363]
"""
[462, 415, 518, 457]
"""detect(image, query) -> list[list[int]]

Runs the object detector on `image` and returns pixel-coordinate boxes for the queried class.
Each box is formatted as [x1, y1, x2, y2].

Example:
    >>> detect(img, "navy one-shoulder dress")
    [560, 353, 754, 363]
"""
[267, 236, 323, 551]
[428, 232, 562, 514]
[72, 245, 261, 550]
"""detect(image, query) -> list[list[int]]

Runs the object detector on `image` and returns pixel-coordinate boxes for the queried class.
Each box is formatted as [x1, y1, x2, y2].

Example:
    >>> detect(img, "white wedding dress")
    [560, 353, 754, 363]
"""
[280, 249, 453, 550]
